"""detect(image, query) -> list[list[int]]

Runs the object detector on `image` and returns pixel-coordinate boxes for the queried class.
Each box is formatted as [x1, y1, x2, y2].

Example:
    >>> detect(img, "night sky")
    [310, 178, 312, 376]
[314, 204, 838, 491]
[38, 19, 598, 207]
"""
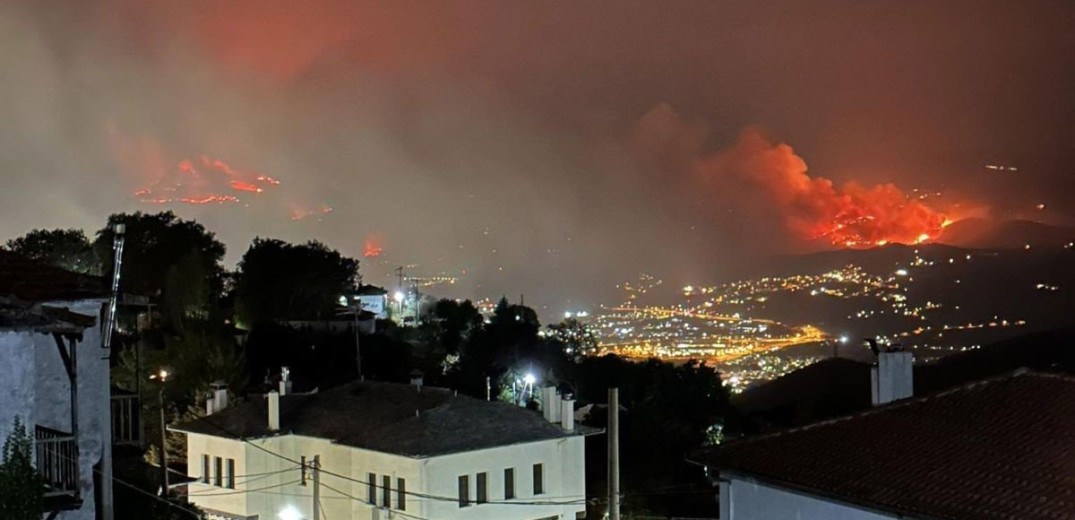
[3, 0, 1074, 313]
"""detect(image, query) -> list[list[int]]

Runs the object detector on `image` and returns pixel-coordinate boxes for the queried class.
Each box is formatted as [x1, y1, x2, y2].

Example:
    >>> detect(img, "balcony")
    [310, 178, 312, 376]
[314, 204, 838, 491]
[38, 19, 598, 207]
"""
[111, 390, 143, 447]
[34, 425, 81, 510]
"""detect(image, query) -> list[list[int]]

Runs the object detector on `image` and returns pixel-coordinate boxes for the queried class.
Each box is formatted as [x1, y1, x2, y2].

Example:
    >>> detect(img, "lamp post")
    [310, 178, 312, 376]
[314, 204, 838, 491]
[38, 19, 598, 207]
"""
[150, 368, 170, 496]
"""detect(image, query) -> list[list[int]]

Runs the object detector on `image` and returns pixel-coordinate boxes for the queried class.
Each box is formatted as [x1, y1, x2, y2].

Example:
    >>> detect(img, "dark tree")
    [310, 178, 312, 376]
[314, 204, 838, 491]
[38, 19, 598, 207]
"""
[547, 317, 598, 356]
[94, 212, 226, 328]
[572, 355, 730, 517]
[233, 238, 359, 326]
[428, 298, 483, 354]
[4, 228, 99, 274]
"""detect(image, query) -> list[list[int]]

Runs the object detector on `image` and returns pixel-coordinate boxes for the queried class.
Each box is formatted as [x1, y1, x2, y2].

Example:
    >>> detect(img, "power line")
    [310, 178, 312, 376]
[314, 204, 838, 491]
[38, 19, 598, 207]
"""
[46, 448, 201, 519]
[187, 479, 301, 497]
[193, 414, 590, 507]
[318, 481, 438, 520]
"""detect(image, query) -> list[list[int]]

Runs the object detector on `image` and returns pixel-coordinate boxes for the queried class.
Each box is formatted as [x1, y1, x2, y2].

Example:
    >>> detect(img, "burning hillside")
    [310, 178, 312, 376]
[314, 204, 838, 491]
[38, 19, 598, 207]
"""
[133, 155, 280, 205]
[703, 129, 953, 249]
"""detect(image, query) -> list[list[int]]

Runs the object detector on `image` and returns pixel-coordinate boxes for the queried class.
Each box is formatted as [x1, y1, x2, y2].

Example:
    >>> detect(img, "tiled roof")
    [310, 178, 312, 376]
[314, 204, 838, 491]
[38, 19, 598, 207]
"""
[172, 380, 595, 457]
[0, 251, 106, 301]
[0, 251, 105, 331]
[701, 370, 1075, 520]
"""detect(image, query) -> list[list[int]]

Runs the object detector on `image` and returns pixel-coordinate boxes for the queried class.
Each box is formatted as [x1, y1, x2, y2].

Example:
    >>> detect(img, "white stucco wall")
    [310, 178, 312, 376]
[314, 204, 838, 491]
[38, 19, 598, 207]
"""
[0, 299, 109, 520]
[0, 331, 37, 445]
[186, 429, 587, 520]
[721, 475, 898, 520]
[423, 437, 586, 520]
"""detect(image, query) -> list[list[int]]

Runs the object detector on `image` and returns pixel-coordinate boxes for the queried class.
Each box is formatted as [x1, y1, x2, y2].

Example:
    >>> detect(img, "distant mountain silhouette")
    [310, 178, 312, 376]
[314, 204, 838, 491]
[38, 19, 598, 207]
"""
[938, 218, 1075, 249]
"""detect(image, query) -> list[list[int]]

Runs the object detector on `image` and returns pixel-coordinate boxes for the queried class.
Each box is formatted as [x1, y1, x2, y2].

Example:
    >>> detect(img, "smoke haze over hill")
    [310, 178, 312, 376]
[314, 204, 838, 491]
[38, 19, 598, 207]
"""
[3, 0, 1075, 315]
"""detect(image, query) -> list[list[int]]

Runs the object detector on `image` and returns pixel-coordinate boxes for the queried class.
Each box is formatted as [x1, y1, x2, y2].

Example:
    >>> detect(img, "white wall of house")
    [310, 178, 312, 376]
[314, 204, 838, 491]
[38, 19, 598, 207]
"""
[721, 475, 898, 520]
[0, 331, 37, 443]
[186, 430, 586, 520]
[0, 299, 109, 520]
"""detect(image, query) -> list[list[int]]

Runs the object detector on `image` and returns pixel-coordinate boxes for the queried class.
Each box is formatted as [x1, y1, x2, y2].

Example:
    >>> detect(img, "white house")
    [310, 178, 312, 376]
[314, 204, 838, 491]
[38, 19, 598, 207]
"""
[0, 251, 113, 519]
[172, 378, 596, 520]
[697, 350, 1075, 520]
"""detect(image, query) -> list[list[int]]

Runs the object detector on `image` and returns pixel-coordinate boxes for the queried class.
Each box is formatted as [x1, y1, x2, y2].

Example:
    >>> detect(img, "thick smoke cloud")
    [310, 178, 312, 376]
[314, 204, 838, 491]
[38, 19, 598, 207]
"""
[631, 105, 949, 249]
[701, 129, 950, 247]
[3, 0, 1073, 315]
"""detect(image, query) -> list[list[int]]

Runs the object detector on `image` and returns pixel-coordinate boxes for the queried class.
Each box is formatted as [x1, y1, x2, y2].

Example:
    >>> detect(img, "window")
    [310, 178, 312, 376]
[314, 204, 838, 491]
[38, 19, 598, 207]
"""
[214, 457, 223, 487]
[476, 472, 488, 504]
[458, 475, 470, 507]
[504, 468, 515, 499]
[533, 463, 544, 495]
[367, 473, 376, 504]
[397, 478, 406, 511]
[201, 455, 210, 484]
[225, 459, 235, 489]
[382, 475, 391, 508]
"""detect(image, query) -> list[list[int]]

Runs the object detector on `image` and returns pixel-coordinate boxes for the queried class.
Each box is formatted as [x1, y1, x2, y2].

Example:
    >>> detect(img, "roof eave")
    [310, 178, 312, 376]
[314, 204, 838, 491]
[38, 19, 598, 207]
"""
[716, 468, 949, 520]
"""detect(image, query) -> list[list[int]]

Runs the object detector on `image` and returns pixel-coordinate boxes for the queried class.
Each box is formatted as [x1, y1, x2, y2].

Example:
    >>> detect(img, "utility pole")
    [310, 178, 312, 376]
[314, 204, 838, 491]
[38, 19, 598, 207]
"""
[352, 308, 362, 380]
[608, 387, 621, 520]
[395, 266, 405, 317]
[312, 455, 321, 520]
[158, 375, 169, 496]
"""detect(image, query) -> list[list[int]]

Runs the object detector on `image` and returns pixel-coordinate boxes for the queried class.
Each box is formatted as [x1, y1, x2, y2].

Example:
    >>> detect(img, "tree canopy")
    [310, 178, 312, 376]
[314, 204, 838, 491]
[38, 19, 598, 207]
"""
[95, 212, 227, 328]
[233, 238, 359, 326]
[4, 228, 99, 274]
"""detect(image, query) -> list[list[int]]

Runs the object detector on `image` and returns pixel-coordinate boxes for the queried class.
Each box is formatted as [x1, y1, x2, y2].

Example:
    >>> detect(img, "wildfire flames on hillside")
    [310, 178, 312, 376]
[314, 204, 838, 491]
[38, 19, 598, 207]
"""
[707, 129, 957, 249]
[132, 155, 280, 205]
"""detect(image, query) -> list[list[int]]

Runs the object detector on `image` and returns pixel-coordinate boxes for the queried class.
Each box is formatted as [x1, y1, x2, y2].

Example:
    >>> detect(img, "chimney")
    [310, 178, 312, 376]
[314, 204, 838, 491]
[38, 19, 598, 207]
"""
[542, 386, 561, 424]
[268, 390, 280, 431]
[205, 395, 216, 416]
[210, 381, 228, 412]
[871, 350, 913, 406]
[279, 367, 292, 396]
[409, 370, 424, 389]
[560, 393, 575, 432]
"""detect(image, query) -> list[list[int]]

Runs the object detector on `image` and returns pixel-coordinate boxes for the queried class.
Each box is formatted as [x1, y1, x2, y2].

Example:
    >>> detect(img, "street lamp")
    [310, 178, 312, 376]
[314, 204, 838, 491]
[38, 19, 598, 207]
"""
[149, 368, 171, 496]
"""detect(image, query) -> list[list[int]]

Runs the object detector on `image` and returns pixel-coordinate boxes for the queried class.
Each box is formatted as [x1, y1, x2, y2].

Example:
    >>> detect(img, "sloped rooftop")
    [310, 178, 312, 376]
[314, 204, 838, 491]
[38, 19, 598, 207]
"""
[0, 250, 106, 302]
[699, 370, 1075, 520]
[173, 380, 595, 457]
[0, 251, 105, 331]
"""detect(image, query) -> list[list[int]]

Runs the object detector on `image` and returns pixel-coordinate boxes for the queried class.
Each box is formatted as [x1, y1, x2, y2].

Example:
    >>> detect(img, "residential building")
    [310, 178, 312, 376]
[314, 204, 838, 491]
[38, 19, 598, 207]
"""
[697, 361, 1075, 519]
[0, 251, 113, 519]
[173, 379, 595, 520]
[350, 285, 389, 320]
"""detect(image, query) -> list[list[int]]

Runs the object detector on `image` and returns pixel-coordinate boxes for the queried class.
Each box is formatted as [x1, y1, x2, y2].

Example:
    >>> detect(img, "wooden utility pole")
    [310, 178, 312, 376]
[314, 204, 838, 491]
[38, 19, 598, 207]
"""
[608, 387, 621, 520]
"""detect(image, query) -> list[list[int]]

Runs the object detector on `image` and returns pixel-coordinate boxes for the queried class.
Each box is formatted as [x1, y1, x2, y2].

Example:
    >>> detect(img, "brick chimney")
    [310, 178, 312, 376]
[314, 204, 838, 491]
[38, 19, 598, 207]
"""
[268, 390, 280, 431]
[278, 367, 292, 396]
[542, 386, 562, 424]
[560, 393, 575, 432]
[871, 350, 913, 405]
[207, 381, 228, 415]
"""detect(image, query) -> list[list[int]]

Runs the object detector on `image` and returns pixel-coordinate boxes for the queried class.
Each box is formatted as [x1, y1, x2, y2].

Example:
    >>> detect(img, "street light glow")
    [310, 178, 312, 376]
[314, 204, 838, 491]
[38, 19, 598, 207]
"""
[278, 505, 302, 520]
[523, 373, 536, 385]
[393, 291, 405, 302]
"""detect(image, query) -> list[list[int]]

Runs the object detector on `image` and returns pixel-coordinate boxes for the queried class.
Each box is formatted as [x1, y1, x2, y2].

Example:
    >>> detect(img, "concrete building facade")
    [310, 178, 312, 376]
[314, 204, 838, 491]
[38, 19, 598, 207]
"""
[0, 252, 112, 519]
[175, 381, 593, 520]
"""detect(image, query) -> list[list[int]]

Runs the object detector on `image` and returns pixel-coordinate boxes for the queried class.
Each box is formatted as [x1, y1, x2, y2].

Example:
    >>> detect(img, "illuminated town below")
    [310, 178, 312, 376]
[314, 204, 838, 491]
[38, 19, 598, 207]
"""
[586, 243, 1058, 392]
